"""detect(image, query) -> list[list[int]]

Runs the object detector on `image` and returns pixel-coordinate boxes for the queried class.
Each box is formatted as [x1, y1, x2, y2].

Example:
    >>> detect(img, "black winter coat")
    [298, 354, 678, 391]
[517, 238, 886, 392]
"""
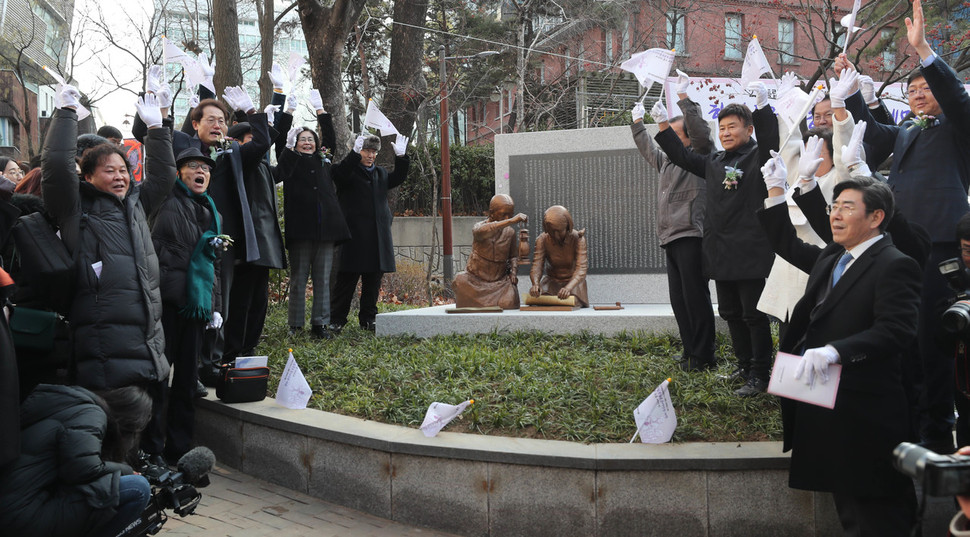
[151, 184, 222, 312]
[42, 109, 173, 390]
[331, 151, 409, 273]
[0, 384, 132, 537]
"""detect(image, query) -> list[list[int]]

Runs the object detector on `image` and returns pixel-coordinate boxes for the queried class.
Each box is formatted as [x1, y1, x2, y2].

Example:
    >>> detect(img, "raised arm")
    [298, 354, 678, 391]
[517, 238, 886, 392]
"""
[135, 94, 177, 217]
[651, 99, 709, 178]
[679, 97, 714, 156]
[41, 99, 82, 253]
[752, 105, 779, 167]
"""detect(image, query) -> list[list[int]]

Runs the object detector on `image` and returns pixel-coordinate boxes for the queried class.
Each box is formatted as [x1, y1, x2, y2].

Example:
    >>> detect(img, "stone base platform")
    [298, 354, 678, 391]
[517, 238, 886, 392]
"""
[377, 303, 727, 338]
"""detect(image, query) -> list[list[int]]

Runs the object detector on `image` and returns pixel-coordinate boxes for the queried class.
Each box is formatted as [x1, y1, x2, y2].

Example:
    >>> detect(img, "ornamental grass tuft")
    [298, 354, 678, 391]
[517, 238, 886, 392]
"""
[255, 302, 782, 444]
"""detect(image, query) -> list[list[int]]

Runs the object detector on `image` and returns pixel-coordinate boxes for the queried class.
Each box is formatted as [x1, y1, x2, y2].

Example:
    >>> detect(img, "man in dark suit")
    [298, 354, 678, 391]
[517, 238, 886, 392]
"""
[833, 0, 970, 453]
[759, 153, 921, 535]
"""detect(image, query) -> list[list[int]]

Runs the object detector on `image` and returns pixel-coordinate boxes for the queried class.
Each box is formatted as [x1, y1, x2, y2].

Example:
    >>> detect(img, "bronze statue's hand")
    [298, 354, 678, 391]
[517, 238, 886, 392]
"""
[558, 287, 571, 300]
[516, 213, 528, 223]
[510, 274, 518, 285]
[530, 285, 541, 297]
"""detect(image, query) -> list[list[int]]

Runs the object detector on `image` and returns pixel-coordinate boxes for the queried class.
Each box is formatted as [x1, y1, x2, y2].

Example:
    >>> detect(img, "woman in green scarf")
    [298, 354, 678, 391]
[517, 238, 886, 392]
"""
[149, 146, 225, 464]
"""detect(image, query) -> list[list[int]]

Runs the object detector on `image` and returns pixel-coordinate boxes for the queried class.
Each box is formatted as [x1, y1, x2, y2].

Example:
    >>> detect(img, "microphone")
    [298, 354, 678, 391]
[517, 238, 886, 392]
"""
[176, 446, 216, 484]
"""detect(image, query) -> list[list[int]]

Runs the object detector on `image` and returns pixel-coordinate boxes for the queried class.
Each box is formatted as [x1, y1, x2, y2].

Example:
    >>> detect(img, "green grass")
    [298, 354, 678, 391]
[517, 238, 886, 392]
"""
[254, 302, 783, 444]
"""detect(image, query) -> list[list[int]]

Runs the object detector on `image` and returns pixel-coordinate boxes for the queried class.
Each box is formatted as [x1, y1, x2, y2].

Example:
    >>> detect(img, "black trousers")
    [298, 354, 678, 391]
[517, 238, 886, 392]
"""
[918, 242, 958, 447]
[143, 305, 203, 459]
[715, 278, 772, 379]
[832, 487, 917, 537]
[224, 264, 270, 362]
[664, 237, 715, 362]
[330, 271, 383, 327]
[200, 248, 236, 383]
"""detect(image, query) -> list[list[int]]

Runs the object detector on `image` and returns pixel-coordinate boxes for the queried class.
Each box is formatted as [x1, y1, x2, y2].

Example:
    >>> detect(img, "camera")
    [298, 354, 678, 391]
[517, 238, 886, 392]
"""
[893, 442, 970, 496]
[115, 447, 215, 537]
[938, 258, 970, 334]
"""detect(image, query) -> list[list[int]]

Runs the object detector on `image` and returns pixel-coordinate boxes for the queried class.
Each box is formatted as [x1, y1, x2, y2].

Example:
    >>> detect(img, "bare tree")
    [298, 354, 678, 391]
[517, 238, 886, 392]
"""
[297, 0, 368, 156]
[212, 0, 244, 93]
[255, 0, 276, 106]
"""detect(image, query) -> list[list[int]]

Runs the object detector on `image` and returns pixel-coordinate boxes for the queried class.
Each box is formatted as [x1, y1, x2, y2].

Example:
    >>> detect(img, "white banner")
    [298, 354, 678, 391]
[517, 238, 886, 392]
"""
[276, 350, 312, 410]
[420, 400, 474, 437]
[740, 37, 773, 88]
[632, 379, 677, 444]
[620, 48, 675, 89]
[363, 99, 400, 136]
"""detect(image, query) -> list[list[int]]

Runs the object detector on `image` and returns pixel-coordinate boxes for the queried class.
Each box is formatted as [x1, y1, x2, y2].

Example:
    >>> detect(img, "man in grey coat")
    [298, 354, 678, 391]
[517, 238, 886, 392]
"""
[630, 73, 715, 371]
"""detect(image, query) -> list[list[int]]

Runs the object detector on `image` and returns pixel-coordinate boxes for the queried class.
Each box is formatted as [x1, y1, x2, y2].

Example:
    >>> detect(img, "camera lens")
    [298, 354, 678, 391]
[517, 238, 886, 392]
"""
[893, 442, 930, 479]
[943, 300, 970, 333]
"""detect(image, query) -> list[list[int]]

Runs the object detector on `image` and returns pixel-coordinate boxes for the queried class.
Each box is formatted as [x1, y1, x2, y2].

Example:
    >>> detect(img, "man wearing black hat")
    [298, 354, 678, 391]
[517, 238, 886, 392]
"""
[330, 133, 409, 332]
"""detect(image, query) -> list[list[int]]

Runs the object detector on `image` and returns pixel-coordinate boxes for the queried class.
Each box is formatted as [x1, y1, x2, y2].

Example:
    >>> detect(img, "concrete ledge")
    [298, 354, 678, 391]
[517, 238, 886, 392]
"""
[377, 303, 728, 338]
[195, 396, 830, 537]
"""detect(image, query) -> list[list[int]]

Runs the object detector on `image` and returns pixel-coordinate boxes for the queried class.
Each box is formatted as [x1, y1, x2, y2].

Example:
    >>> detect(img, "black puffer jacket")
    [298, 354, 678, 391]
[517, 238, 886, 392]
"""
[42, 108, 173, 390]
[0, 384, 130, 537]
[151, 183, 222, 312]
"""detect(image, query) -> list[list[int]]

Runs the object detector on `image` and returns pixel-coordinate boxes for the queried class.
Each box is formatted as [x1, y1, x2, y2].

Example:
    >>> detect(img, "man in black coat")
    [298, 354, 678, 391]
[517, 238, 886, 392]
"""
[653, 92, 778, 395]
[835, 0, 970, 453]
[759, 157, 921, 535]
[330, 133, 409, 332]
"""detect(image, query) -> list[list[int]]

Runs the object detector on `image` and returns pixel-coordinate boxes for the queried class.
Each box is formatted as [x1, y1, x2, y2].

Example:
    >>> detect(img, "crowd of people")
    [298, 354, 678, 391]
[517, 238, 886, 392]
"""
[634, 1, 970, 534]
[0, 55, 408, 535]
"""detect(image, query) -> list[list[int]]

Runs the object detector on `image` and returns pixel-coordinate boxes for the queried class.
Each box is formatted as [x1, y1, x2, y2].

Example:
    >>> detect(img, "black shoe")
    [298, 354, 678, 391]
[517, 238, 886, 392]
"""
[680, 356, 714, 372]
[360, 321, 376, 332]
[735, 377, 768, 397]
[195, 379, 209, 398]
[289, 325, 303, 335]
[718, 367, 751, 382]
[328, 323, 344, 334]
[310, 325, 333, 339]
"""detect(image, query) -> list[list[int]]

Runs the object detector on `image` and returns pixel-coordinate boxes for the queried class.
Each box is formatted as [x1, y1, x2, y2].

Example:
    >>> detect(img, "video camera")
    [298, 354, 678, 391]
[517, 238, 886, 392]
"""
[938, 258, 970, 334]
[894, 442, 970, 496]
[114, 446, 216, 537]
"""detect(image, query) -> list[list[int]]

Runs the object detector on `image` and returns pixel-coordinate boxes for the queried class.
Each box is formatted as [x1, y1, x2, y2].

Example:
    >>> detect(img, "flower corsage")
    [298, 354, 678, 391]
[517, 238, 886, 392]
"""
[723, 166, 743, 190]
[912, 111, 937, 129]
[209, 234, 234, 252]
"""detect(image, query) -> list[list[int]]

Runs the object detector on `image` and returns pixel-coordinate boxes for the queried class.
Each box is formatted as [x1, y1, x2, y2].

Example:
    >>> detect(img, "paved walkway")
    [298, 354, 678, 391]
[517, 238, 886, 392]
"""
[159, 464, 459, 537]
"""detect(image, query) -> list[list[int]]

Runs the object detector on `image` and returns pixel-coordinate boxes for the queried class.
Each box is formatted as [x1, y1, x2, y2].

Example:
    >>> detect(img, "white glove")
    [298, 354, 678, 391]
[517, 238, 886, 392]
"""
[747, 81, 769, 109]
[829, 69, 859, 109]
[650, 101, 668, 124]
[858, 75, 877, 105]
[631, 102, 645, 122]
[199, 52, 216, 87]
[146, 65, 163, 94]
[223, 86, 255, 113]
[842, 120, 871, 176]
[308, 89, 324, 112]
[206, 311, 223, 330]
[156, 82, 173, 109]
[285, 93, 298, 114]
[793, 345, 839, 385]
[268, 63, 286, 91]
[264, 104, 280, 126]
[798, 136, 825, 181]
[135, 93, 163, 129]
[674, 69, 690, 95]
[392, 134, 409, 157]
[761, 151, 788, 193]
[777, 72, 799, 99]
[353, 134, 366, 153]
[56, 84, 82, 110]
[188, 94, 200, 109]
[285, 126, 301, 149]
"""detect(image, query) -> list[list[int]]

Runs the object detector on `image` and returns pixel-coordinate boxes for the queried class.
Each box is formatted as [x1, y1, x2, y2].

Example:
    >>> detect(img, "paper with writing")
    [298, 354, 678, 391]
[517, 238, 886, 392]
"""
[767, 352, 842, 409]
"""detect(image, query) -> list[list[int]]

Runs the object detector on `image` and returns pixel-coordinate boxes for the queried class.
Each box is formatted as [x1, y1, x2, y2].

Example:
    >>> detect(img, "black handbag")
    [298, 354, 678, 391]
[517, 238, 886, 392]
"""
[10, 212, 76, 314]
[9, 307, 58, 352]
[216, 364, 269, 403]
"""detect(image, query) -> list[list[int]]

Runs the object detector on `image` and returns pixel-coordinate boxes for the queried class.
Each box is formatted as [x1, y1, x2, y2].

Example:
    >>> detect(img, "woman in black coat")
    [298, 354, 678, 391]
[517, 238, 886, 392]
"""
[149, 145, 223, 463]
[277, 97, 350, 339]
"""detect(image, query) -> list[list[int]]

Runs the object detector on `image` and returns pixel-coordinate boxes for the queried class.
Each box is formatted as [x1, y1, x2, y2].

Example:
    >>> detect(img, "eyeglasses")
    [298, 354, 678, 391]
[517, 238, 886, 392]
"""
[961, 246, 970, 256]
[907, 86, 931, 97]
[297, 137, 316, 143]
[201, 116, 227, 126]
[826, 202, 857, 216]
[185, 162, 211, 172]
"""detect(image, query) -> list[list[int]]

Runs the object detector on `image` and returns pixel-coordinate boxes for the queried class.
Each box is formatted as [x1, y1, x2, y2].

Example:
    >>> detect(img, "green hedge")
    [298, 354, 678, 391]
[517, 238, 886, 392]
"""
[397, 142, 495, 216]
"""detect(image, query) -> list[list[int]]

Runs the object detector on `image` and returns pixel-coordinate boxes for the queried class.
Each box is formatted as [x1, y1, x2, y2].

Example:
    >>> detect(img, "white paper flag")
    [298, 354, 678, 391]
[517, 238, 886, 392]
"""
[276, 350, 312, 410]
[43, 66, 90, 121]
[840, 0, 863, 52]
[287, 52, 306, 86]
[632, 379, 677, 444]
[162, 37, 189, 65]
[619, 48, 676, 89]
[740, 37, 774, 88]
[776, 87, 811, 126]
[363, 100, 400, 136]
[420, 400, 474, 437]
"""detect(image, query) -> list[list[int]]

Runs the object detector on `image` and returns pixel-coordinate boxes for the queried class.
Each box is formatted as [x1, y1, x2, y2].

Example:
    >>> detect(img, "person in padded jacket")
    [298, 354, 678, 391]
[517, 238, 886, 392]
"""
[147, 143, 223, 464]
[0, 384, 153, 537]
[42, 89, 173, 446]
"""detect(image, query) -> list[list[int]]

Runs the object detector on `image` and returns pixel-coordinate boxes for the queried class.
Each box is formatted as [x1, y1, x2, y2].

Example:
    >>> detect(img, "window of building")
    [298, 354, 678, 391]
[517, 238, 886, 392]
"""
[881, 29, 896, 70]
[725, 14, 743, 60]
[605, 29, 614, 62]
[778, 19, 794, 63]
[32, 3, 65, 60]
[621, 20, 631, 56]
[0, 118, 15, 148]
[667, 11, 686, 54]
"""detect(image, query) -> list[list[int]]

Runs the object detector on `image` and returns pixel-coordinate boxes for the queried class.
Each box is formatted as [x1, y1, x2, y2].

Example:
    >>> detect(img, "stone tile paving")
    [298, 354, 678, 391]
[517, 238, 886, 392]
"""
[158, 465, 460, 537]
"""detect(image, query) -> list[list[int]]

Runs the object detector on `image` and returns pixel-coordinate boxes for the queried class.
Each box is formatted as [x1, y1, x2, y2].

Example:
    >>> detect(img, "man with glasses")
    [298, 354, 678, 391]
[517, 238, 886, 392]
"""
[834, 0, 970, 454]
